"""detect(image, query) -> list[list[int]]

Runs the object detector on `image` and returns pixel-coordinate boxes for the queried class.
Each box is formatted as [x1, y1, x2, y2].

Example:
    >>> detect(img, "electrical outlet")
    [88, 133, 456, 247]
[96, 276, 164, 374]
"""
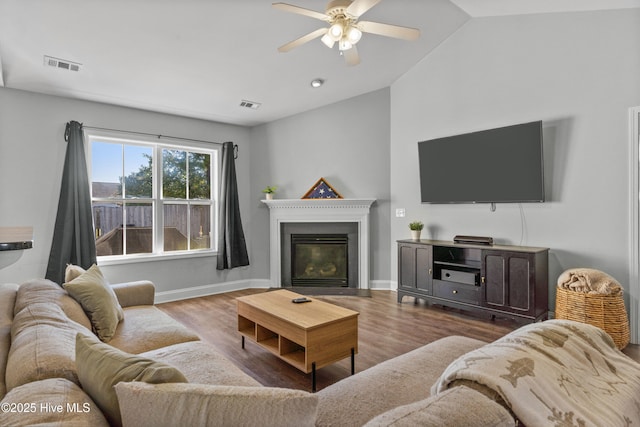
[396, 208, 405, 218]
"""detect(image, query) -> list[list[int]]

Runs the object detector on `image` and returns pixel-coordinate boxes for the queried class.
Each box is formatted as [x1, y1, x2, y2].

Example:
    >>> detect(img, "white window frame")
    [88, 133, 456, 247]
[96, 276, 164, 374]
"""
[84, 128, 220, 265]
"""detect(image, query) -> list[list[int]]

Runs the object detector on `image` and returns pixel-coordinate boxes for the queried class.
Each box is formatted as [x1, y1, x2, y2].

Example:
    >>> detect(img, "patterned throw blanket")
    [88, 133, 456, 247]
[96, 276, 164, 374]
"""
[432, 320, 640, 426]
[557, 268, 623, 295]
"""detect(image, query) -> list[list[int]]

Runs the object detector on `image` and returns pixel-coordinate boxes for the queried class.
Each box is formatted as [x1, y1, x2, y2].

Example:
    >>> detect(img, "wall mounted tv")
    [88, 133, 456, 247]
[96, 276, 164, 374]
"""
[418, 121, 544, 204]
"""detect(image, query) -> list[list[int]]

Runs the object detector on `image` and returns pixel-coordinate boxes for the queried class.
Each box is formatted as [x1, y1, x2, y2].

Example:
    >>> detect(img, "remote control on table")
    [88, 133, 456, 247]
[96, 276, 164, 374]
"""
[292, 297, 312, 304]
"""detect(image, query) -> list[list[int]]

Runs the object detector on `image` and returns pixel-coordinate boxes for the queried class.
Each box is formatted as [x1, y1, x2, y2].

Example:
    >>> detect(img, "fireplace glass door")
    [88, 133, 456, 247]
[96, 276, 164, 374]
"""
[291, 234, 348, 287]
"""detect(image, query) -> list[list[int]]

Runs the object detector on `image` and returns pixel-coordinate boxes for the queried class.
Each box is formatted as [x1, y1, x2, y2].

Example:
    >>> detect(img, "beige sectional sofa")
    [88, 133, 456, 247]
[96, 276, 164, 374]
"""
[0, 278, 272, 426]
[1, 277, 639, 426]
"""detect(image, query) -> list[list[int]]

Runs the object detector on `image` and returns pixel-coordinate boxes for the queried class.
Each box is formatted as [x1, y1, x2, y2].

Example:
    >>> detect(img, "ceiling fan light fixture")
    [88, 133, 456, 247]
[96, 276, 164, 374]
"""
[338, 38, 353, 51]
[321, 33, 336, 48]
[346, 26, 362, 44]
[329, 23, 344, 41]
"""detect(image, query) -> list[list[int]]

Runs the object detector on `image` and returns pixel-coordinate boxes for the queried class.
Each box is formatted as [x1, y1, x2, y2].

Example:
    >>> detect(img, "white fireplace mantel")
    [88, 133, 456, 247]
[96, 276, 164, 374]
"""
[262, 198, 376, 289]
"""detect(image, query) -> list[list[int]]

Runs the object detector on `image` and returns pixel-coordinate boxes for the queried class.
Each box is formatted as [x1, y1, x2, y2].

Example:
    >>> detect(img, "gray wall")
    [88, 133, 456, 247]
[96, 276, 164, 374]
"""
[390, 10, 640, 310]
[0, 88, 254, 292]
[250, 88, 392, 286]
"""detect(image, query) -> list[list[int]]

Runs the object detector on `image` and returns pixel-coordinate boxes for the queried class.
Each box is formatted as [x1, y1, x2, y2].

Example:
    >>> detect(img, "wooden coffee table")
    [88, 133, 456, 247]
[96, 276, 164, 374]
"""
[237, 289, 359, 391]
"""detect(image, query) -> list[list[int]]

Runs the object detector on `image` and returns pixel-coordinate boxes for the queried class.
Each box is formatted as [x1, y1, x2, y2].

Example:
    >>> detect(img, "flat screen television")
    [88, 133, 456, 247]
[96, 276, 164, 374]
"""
[418, 121, 544, 204]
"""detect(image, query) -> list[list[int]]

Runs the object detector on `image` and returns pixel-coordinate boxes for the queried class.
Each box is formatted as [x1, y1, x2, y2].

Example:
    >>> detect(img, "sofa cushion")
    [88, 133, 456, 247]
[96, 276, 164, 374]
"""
[115, 382, 318, 427]
[111, 280, 156, 307]
[108, 305, 200, 354]
[315, 335, 487, 427]
[0, 378, 110, 427]
[0, 283, 19, 399]
[142, 341, 261, 386]
[75, 333, 187, 427]
[6, 303, 90, 391]
[364, 386, 515, 427]
[13, 278, 91, 330]
[63, 264, 124, 342]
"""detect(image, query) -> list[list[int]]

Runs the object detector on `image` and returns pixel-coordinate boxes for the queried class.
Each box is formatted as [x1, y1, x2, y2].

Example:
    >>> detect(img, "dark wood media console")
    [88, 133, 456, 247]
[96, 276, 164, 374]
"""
[397, 239, 549, 323]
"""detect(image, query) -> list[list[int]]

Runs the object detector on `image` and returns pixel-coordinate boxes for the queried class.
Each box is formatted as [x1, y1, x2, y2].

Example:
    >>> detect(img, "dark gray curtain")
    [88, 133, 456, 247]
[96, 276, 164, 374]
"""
[45, 121, 96, 284]
[217, 141, 249, 270]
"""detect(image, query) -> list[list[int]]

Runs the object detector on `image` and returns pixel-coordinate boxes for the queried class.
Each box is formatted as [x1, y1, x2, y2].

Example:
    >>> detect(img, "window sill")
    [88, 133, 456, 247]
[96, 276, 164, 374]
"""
[97, 250, 217, 266]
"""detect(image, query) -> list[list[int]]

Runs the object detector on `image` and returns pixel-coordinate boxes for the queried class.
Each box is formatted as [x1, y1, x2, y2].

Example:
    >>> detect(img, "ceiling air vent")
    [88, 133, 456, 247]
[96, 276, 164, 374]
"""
[239, 100, 261, 110]
[44, 55, 81, 72]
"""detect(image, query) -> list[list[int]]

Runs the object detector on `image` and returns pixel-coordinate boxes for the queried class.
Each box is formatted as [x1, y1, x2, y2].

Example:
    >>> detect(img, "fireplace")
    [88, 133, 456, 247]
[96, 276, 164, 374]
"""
[291, 234, 349, 287]
[262, 198, 375, 289]
[281, 222, 358, 288]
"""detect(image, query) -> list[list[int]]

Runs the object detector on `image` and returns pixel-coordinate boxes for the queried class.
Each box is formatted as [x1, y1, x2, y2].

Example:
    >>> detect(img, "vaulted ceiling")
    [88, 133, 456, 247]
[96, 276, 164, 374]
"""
[0, 0, 637, 126]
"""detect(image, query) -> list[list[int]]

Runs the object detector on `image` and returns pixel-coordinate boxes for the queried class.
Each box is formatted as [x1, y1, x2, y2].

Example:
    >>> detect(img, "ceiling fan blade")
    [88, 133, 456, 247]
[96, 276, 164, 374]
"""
[272, 3, 329, 21]
[278, 28, 328, 53]
[344, 45, 360, 66]
[357, 21, 420, 40]
[346, 0, 382, 18]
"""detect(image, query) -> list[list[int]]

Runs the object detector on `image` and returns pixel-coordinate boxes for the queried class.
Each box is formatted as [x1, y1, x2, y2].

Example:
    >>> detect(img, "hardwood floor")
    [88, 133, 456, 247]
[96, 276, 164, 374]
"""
[158, 289, 640, 393]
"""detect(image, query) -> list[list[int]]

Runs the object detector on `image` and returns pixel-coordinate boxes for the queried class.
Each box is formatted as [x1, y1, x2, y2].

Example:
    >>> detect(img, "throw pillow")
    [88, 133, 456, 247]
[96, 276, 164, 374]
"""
[114, 382, 318, 427]
[63, 264, 124, 341]
[64, 263, 86, 283]
[75, 333, 187, 427]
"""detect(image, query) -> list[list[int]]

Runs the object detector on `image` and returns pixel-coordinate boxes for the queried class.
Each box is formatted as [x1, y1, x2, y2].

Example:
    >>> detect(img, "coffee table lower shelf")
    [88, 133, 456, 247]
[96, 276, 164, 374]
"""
[236, 290, 359, 392]
[240, 332, 355, 392]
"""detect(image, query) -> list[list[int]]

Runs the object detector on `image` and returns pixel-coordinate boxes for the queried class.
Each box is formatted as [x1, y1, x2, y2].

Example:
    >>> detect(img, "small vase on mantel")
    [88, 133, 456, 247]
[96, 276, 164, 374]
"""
[409, 221, 424, 241]
[265, 193, 274, 200]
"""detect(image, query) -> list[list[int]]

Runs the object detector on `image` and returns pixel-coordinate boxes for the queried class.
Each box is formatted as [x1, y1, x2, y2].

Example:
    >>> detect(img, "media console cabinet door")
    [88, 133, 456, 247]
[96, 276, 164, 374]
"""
[483, 251, 534, 314]
[398, 243, 432, 294]
[416, 246, 433, 292]
[485, 254, 506, 307]
[398, 244, 417, 290]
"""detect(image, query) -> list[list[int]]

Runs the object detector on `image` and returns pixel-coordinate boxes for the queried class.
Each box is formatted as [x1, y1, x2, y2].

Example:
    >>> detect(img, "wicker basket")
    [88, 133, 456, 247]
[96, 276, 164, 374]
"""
[555, 287, 630, 350]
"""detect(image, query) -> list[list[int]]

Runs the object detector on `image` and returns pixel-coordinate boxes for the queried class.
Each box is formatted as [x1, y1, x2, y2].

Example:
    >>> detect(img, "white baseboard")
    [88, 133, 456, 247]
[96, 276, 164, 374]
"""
[155, 279, 271, 303]
[154, 279, 395, 303]
[369, 280, 394, 290]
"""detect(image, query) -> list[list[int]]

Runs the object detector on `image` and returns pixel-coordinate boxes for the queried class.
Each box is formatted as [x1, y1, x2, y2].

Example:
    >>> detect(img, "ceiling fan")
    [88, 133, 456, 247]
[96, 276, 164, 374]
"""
[273, 0, 420, 66]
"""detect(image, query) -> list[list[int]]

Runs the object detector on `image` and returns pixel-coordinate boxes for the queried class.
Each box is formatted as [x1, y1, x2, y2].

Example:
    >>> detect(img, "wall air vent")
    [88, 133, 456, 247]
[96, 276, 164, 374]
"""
[239, 100, 261, 110]
[43, 55, 81, 72]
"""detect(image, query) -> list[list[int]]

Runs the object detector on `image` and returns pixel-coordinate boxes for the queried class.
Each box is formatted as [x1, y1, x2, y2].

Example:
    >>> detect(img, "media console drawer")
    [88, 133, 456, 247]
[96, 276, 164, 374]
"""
[433, 279, 481, 305]
[440, 268, 478, 286]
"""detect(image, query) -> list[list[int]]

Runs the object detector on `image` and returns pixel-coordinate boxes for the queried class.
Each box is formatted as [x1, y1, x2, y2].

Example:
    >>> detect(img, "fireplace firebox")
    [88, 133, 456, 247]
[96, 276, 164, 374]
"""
[291, 234, 349, 287]
[280, 222, 358, 288]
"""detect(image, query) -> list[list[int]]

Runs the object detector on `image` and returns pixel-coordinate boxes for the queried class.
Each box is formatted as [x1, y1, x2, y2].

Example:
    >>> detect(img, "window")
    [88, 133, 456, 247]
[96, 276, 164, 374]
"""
[86, 130, 218, 260]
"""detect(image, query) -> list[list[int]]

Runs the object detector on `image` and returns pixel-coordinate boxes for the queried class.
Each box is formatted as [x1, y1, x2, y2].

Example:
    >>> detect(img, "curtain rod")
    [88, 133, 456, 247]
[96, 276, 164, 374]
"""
[80, 124, 237, 158]
[81, 125, 224, 146]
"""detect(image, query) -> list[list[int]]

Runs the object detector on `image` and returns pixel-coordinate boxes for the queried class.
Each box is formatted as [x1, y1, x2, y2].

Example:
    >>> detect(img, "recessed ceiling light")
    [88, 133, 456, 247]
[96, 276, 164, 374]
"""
[310, 78, 324, 88]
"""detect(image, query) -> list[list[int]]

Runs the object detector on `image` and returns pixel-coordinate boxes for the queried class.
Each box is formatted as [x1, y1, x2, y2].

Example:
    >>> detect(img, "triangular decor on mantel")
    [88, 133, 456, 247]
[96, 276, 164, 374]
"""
[302, 177, 343, 199]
